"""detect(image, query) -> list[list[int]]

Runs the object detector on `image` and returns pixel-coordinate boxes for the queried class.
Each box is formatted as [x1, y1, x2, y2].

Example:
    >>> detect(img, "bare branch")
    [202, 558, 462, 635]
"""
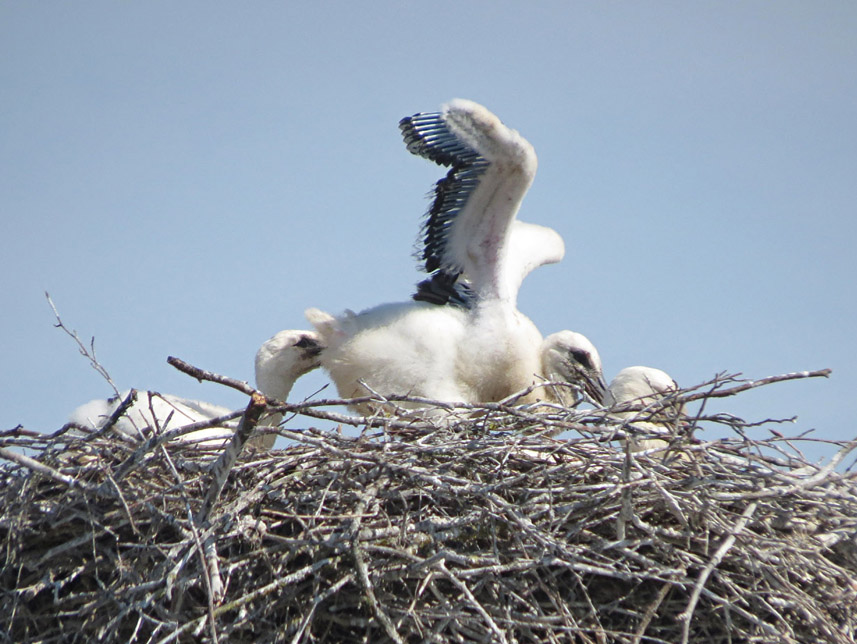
[167, 355, 256, 396]
[679, 502, 759, 644]
[196, 392, 267, 525]
[46, 291, 119, 396]
[0, 446, 103, 496]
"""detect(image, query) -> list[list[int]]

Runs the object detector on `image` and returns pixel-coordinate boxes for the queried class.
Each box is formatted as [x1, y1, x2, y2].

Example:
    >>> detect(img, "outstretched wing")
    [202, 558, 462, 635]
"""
[400, 99, 556, 304]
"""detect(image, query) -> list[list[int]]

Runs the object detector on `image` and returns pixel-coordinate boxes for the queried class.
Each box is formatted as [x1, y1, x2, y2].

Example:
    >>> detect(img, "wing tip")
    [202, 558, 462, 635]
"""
[399, 106, 483, 168]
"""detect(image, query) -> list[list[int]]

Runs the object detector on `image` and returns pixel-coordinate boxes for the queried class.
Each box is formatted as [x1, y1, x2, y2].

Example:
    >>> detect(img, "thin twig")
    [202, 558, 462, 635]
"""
[0, 446, 104, 496]
[159, 446, 221, 642]
[437, 560, 509, 644]
[46, 291, 120, 396]
[678, 501, 759, 644]
[350, 482, 405, 644]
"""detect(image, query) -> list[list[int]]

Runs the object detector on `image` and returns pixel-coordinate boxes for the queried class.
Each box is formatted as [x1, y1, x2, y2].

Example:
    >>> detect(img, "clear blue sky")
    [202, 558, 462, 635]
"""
[2, 3, 855, 462]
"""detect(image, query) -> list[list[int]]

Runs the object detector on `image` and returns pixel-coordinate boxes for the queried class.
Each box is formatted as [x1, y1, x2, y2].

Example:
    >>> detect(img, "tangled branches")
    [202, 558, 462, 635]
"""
[1, 368, 855, 643]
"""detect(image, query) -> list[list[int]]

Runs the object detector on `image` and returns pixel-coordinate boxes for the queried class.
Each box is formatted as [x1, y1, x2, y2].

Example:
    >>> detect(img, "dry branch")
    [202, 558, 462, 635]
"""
[46, 291, 120, 396]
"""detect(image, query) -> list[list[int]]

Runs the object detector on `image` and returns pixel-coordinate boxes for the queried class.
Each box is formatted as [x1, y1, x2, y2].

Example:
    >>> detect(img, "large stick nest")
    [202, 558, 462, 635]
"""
[1, 370, 855, 643]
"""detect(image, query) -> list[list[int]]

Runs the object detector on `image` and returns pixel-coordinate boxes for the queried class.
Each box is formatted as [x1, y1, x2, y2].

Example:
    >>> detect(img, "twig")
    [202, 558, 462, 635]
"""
[678, 369, 832, 404]
[350, 482, 405, 644]
[108, 408, 244, 484]
[155, 558, 340, 644]
[46, 291, 119, 396]
[633, 582, 672, 644]
[159, 446, 221, 641]
[196, 392, 267, 525]
[289, 574, 355, 644]
[0, 446, 104, 497]
[436, 560, 509, 644]
[678, 501, 758, 644]
[97, 390, 141, 438]
[167, 356, 256, 396]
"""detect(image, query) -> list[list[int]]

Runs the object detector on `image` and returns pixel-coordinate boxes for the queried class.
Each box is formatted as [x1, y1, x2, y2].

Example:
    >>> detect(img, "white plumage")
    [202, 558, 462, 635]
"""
[252, 329, 324, 447]
[604, 366, 685, 453]
[308, 99, 564, 412]
[69, 329, 323, 448]
[69, 390, 237, 447]
[306, 304, 469, 409]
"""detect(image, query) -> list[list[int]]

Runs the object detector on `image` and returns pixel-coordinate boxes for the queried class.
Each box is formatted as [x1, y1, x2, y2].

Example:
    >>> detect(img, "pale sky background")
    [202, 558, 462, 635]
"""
[2, 3, 855, 464]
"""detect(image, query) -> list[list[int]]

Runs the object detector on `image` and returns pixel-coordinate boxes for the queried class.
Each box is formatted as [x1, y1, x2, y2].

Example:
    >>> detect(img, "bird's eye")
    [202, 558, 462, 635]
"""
[294, 336, 319, 349]
[570, 349, 592, 368]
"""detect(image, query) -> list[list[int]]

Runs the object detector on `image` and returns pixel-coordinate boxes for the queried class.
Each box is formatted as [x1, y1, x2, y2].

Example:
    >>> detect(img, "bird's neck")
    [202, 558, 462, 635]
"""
[255, 367, 293, 402]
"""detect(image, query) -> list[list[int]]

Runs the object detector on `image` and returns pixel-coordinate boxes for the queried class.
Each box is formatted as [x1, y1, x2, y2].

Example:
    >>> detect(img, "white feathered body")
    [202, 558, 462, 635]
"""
[309, 300, 546, 410]
[70, 390, 235, 447]
[605, 366, 683, 453]
[309, 303, 468, 407]
[456, 302, 545, 403]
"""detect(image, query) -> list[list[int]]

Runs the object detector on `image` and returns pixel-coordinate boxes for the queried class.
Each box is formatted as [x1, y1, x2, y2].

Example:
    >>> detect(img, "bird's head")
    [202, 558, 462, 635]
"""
[541, 330, 608, 406]
[255, 330, 324, 386]
[605, 366, 686, 427]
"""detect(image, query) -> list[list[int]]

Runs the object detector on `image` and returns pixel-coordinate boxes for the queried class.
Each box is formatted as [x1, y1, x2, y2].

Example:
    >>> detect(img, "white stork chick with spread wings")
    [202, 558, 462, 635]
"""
[307, 99, 565, 413]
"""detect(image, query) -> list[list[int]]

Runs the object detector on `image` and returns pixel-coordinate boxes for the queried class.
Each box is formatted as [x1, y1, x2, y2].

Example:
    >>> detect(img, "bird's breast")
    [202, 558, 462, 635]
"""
[456, 307, 543, 402]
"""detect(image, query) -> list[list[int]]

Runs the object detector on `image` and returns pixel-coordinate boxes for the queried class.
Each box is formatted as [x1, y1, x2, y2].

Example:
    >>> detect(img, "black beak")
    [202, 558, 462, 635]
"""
[585, 374, 608, 406]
